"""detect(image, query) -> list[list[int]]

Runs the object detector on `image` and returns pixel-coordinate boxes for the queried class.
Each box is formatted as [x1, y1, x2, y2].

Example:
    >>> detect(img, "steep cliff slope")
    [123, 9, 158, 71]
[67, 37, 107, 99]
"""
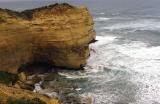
[0, 3, 95, 73]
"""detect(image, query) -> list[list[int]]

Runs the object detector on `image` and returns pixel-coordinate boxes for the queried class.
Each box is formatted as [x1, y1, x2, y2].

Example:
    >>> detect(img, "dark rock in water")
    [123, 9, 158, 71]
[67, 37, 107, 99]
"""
[31, 72, 92, 103]
[60, 94, 81, 104]
[43, 73, 59, 81]
[89, 39, 98, 44]
[42, 75, 78, 92]
[32, 75, 42, 83]
[40, 73, 90, 103]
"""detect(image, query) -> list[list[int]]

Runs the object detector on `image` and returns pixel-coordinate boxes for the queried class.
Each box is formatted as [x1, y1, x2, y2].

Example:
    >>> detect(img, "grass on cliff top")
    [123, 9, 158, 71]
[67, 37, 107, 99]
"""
[0, 16, 5, 23]
[7, 98, 46, 104]
[21, 3, 75, 20]
[0, 3, 76, 20]
[0, 71, 18, 85]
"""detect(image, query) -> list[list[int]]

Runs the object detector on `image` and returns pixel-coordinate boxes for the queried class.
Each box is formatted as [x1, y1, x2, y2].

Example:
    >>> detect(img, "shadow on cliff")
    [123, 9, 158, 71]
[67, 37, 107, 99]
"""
[18, 61, 85, 75]
[18, 62, 54, 74]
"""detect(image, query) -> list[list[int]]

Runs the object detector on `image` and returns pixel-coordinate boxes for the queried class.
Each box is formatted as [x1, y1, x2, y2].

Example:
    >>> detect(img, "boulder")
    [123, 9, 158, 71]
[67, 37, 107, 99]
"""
[18, 72, 27, 82]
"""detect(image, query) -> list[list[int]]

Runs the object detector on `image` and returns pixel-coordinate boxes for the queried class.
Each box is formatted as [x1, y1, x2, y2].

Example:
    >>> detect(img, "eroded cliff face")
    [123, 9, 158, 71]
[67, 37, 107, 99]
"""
[0, 3, 95, 73]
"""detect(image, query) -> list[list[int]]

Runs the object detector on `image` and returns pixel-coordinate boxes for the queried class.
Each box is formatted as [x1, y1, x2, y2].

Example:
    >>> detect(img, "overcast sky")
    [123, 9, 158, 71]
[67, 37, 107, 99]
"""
[0, 0, 160, 13]
[0, 0, 34, 1]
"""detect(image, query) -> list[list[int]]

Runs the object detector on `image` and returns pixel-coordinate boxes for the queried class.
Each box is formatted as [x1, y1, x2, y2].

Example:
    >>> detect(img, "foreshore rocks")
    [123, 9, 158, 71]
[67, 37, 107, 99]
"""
[0, 3, 95, 73]
[0, 84, 59, 104]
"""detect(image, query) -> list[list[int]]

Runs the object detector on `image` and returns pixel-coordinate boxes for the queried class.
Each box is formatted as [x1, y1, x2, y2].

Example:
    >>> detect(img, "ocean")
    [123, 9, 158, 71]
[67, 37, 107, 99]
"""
[1, 0, 160, 103]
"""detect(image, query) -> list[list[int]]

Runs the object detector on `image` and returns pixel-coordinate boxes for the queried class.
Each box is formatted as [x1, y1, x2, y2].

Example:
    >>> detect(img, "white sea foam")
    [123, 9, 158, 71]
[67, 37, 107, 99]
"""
[94, 17, 111, 21]
[88, 37, 160, 74]
[90, 35, 117, 48]
[58, 72, 88, 79]
[85, 35, 117, 73]
[116, 41, 160, 60]
[101, 19, 160, 31]
[85, 34, 160, 103]
[33, 81, 43, 93]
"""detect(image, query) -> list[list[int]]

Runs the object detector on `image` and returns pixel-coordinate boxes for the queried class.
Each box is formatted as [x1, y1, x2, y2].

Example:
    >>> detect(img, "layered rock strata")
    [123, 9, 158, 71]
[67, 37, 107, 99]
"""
[0, 3, 95, 73]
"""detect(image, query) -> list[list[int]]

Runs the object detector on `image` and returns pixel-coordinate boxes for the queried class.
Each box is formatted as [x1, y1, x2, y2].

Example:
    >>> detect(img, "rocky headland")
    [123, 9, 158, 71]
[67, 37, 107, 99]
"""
[0, 3, 95, 104]
[0, 3, 95, 73]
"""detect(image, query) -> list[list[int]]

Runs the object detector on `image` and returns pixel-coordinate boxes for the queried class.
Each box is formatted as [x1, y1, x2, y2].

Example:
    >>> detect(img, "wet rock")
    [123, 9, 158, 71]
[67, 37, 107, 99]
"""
[18, 72, 27, 82]
[44, 73, 59, 81]
[32, 75, 42, 83]
[18, 82, 35, 91]
[61, 94, 81, 104]
[15, 79, 35, 91]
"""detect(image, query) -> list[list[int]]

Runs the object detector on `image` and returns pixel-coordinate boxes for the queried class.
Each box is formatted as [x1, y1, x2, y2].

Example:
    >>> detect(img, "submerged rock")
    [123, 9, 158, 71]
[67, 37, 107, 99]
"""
[35, 72, 92, 104]
[0, 3, 95, 73]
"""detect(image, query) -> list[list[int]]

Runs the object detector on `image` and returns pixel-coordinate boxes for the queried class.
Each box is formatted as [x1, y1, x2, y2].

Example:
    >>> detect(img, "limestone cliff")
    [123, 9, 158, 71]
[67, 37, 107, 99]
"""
[0, 3, 95, 73]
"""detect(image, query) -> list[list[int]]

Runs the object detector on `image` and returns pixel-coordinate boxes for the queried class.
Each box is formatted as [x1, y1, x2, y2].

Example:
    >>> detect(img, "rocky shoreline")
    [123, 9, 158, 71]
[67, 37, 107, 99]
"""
[0, 70, 93, 104]
[0, 3, 95, 104]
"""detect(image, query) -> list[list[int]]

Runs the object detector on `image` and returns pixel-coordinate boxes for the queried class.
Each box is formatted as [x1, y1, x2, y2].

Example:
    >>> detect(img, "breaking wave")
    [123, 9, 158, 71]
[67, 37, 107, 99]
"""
[84, 34, 160, 104]
[94, 17, 111, 21]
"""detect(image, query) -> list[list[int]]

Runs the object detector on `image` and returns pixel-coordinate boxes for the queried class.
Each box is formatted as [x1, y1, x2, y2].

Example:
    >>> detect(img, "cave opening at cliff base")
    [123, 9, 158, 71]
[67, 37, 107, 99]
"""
[18, 61, 55, 75]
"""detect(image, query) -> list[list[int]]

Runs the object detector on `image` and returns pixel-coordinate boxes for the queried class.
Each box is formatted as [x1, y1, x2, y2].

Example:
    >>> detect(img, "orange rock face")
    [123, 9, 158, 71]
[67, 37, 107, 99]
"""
[0, 3, 95, 73]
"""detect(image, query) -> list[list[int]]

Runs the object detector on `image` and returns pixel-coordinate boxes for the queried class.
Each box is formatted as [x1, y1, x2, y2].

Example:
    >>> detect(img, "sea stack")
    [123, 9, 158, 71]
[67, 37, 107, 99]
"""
[0, 3, 96, 73]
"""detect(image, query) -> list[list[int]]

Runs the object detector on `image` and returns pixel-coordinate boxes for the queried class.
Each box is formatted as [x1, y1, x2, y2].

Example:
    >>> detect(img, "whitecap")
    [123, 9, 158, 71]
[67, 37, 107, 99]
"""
[94, 17, 111, 22]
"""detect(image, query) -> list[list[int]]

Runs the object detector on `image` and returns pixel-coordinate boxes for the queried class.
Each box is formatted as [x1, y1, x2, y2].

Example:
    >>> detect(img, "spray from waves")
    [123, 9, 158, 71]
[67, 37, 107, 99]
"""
[101, 19, 160, 31]
[83, 34, 160, 104]
[94, 17, 111, 22]
[85, 35, 118, 73]
[87, 35, 160, 74]
[92, 35, 117, 47]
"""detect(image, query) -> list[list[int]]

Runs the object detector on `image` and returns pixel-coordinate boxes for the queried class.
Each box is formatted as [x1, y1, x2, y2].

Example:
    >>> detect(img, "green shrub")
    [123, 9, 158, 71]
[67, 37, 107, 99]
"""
[0, 71, 18, 85]
[0, 16, 5, 23]
[7, 98, 46, 104]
